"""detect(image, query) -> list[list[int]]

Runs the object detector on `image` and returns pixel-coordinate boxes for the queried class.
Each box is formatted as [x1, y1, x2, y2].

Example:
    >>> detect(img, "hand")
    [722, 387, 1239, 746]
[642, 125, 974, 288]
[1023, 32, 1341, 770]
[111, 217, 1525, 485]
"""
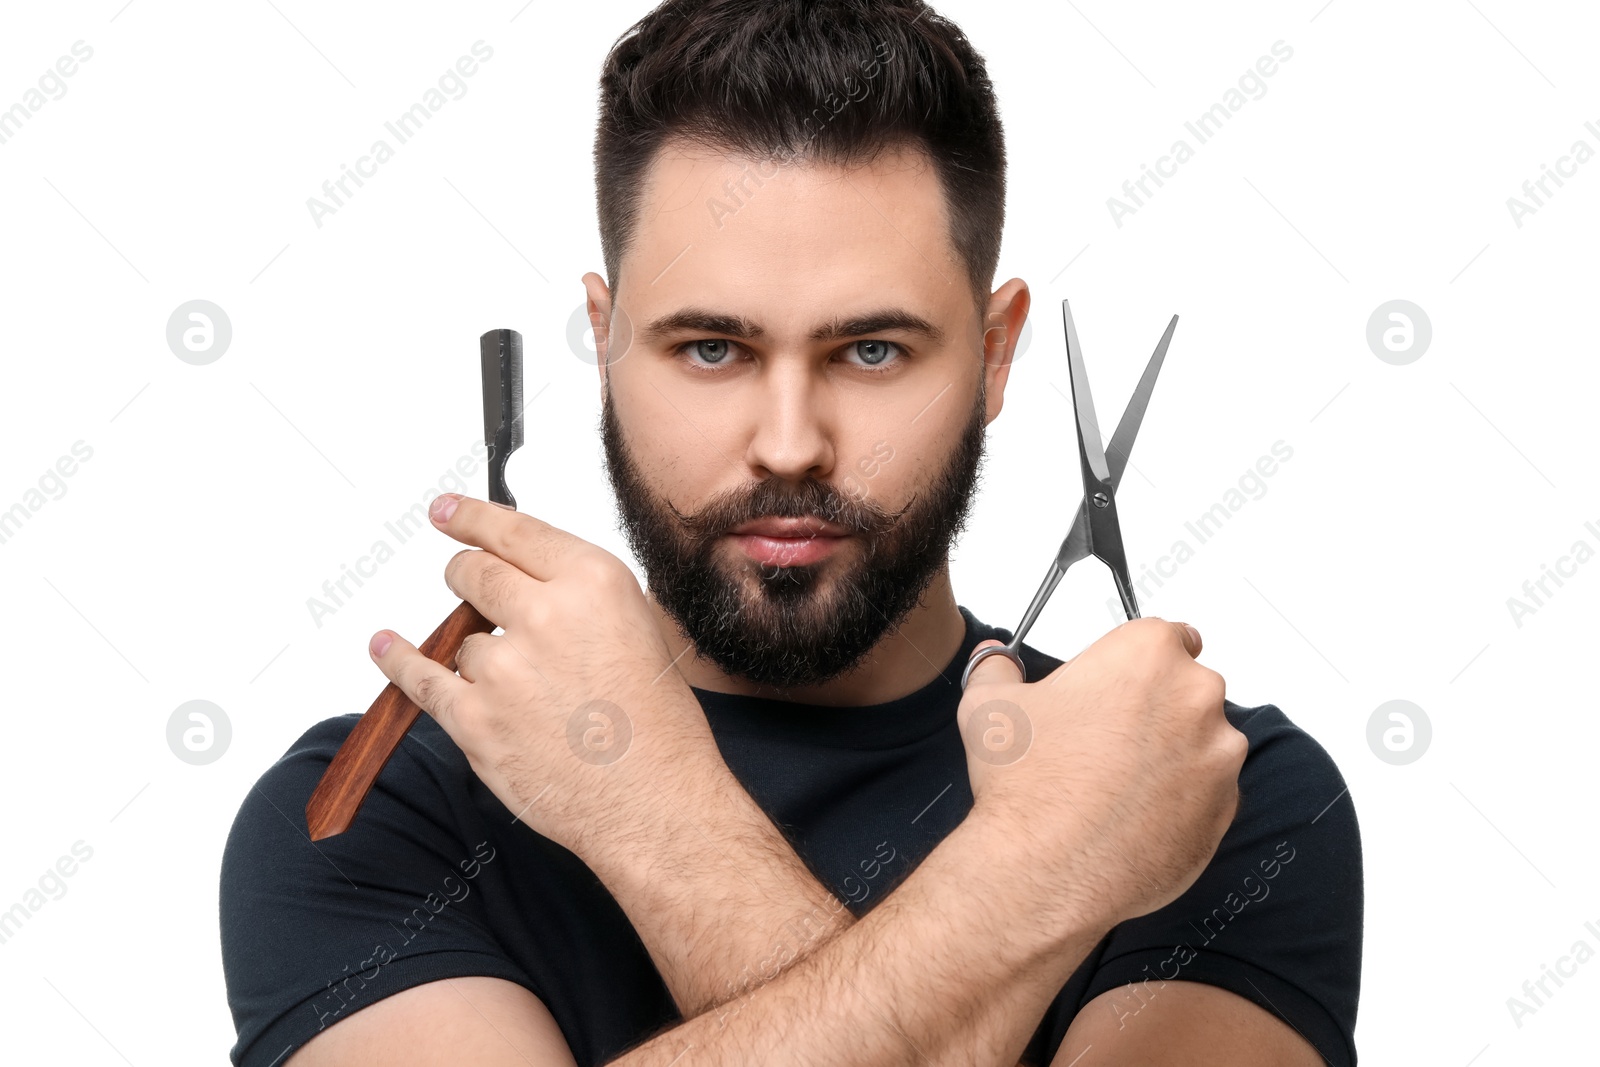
[366, 493, 718, 857]
[957, 618, 1244, 929]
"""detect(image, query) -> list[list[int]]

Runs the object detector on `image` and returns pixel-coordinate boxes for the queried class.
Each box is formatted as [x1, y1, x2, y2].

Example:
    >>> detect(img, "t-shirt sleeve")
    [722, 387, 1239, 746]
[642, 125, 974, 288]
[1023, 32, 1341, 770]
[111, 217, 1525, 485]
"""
[1072, 701, 1363, 1065]
[219, 714, 537, 1067]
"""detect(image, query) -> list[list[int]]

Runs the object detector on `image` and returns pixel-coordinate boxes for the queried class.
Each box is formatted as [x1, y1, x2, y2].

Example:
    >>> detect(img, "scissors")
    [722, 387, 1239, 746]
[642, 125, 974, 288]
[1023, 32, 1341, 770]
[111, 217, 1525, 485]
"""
[961, 299, 1178, 689]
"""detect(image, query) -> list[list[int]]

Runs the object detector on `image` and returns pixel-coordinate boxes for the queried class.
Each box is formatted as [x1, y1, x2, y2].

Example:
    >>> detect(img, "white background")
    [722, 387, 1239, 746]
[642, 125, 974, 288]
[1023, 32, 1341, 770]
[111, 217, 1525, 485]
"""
[1, 1, 1595, 1063]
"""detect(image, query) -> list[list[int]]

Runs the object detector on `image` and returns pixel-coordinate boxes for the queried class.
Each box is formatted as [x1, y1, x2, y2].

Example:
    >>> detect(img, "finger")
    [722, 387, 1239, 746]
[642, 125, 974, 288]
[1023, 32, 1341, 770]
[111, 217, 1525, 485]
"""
[429, 493, 583, 581]
[444, 548, 538, 631]
[369, 629, 471, 730]
[455, 631, 496, 684]
[1170, 621, 1203, 658]
[455, 630, 526, 687]
[964, 639, 1025, 688]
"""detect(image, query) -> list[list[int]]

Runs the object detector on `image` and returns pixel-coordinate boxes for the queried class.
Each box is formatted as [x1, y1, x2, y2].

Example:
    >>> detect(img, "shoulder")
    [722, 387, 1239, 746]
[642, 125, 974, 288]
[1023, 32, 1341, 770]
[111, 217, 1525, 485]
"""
[225, 712, 471, 843]
[1225, 699, 1358, 840]
[1085, 699, 1363, 1066]
[220, 710, 487, 922]
[220, 714, 526, 1067]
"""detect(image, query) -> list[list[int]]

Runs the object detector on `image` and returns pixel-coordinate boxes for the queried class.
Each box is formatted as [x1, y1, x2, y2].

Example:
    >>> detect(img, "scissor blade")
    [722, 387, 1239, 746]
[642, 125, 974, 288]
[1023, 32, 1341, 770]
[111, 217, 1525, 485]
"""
[1062, 300, 1111, 486]
[1104, 314, 1177, 488]
[1053, 500, 1093, 570]
[1051, 312, 1178, 573]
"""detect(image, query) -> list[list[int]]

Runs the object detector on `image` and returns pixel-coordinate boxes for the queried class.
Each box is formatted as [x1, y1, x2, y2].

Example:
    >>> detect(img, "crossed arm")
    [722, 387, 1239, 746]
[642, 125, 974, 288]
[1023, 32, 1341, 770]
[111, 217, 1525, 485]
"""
[287, 756, 1323, 1066]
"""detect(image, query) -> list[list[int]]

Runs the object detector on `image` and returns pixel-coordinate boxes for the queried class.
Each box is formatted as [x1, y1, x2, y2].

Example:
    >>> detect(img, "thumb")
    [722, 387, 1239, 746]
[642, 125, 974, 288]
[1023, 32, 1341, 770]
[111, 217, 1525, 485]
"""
[964, 639, 1025, 688]
[1169, 621, 1204, 658]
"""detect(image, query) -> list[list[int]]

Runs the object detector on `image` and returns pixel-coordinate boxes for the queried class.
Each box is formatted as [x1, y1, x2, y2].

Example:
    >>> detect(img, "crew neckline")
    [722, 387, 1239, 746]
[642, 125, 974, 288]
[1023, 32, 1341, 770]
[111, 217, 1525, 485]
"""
[688, 604, 1001, 750]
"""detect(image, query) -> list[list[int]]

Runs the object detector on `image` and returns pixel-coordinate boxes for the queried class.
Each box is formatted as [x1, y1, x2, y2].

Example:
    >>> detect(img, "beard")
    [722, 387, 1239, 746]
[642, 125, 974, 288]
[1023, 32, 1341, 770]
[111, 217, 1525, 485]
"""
[599, 375, 989, 691]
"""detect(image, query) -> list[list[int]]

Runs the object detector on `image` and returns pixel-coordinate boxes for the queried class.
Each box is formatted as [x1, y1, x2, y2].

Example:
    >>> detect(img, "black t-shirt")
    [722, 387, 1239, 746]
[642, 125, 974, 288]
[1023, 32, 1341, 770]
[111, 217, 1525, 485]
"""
[220, 605, 1362, 1066]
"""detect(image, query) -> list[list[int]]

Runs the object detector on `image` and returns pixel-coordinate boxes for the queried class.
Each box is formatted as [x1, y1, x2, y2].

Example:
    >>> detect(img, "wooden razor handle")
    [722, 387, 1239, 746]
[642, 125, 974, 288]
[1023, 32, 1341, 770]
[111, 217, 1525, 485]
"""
[304, 600, 495, 840]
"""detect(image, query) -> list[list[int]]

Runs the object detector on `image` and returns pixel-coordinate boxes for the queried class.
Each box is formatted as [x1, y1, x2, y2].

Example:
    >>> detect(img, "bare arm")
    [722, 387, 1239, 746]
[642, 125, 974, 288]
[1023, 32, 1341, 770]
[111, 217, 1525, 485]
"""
[289, 802, 1097, 1067]
[1049, 982, 1326, 1066]
[572, 760, 859, 1020]
[601, 800, 1109, 1066]
[343, 490, 1252, 1066]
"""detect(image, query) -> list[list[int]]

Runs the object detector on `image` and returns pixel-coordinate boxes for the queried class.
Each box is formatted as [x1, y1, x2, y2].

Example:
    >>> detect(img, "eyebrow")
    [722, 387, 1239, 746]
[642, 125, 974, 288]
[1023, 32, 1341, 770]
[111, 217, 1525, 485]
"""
[635, 307, 947, 347]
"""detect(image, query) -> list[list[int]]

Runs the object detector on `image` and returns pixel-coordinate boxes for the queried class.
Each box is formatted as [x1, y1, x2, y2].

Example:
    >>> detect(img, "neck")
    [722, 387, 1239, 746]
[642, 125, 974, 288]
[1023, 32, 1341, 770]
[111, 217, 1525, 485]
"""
[650, 567, 966, 708]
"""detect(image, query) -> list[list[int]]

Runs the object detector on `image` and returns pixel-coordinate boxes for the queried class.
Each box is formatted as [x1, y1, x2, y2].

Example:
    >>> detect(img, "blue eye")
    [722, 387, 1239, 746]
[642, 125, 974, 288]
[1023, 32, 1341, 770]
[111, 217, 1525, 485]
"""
[690, 339, 732, 364]
[849, 339, 902, 369]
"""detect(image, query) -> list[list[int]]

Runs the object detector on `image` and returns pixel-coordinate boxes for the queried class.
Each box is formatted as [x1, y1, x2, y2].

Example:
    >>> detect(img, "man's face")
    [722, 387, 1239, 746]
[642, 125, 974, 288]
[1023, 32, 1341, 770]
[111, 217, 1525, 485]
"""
[591, 140, 1019, 692]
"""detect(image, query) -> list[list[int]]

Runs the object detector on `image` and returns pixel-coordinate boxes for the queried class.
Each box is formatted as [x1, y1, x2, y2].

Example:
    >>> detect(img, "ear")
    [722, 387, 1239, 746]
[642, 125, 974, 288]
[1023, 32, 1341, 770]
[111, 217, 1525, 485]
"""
[980, 278, 1030, 425]
[582, 271, 614, 395]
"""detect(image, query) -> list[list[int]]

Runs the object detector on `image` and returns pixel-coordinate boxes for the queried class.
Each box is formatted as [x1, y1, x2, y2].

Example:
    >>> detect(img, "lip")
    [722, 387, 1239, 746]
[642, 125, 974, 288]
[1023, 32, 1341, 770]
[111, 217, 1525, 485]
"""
[728, 516, 852, 537]
[729, 532, 850, 567]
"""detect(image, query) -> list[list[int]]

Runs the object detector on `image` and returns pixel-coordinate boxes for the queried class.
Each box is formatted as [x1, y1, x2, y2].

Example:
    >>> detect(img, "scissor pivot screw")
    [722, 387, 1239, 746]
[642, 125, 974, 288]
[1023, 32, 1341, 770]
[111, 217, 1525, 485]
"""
[1092, 492, 1109, 509]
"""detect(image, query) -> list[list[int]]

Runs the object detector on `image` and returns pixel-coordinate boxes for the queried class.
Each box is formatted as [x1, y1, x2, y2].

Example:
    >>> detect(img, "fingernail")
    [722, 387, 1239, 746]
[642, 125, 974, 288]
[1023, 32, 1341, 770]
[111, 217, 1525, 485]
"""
[489, 501, 516, 511]
[430, 494, 460, 523]
[370, 632, 393, 657]
[1184, 624, 1201, 646]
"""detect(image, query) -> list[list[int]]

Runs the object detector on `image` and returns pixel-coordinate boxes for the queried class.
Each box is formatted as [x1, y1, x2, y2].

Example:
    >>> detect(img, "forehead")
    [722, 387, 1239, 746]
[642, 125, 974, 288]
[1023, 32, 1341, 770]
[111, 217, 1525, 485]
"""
[618, 138, 965, 325]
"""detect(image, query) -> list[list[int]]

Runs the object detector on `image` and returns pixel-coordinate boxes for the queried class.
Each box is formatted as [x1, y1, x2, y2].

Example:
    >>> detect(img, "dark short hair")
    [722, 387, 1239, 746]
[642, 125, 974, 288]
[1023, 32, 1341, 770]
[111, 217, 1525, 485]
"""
[593, 0, 1006, 315]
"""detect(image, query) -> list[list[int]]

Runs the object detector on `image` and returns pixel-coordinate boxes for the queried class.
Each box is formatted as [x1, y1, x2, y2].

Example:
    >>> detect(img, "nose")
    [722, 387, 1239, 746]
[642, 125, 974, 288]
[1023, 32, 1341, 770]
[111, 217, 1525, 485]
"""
[742, 360, 836, 483]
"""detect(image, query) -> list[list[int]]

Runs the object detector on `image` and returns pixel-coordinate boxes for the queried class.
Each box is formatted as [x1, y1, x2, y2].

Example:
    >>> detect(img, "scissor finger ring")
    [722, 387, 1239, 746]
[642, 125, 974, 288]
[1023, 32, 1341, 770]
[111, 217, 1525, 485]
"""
[961, 642, 1026, 689]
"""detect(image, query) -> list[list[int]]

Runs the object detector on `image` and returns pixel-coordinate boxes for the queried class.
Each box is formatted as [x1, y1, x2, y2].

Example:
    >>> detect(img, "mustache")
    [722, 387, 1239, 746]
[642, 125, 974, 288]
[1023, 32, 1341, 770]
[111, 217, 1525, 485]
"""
[669, 478, 914, 541]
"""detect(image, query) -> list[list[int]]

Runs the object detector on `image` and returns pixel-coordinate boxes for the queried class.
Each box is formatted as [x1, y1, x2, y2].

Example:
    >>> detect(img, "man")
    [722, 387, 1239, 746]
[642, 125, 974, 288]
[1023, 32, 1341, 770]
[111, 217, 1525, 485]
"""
[220, 1, 1362, 1064]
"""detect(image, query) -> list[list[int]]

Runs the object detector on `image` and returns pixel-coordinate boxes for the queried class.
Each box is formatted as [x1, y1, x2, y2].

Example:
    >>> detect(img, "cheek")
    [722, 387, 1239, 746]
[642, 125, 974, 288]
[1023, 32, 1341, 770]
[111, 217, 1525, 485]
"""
[628, 417, 706, 494]
[837, 437, 920, 512]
